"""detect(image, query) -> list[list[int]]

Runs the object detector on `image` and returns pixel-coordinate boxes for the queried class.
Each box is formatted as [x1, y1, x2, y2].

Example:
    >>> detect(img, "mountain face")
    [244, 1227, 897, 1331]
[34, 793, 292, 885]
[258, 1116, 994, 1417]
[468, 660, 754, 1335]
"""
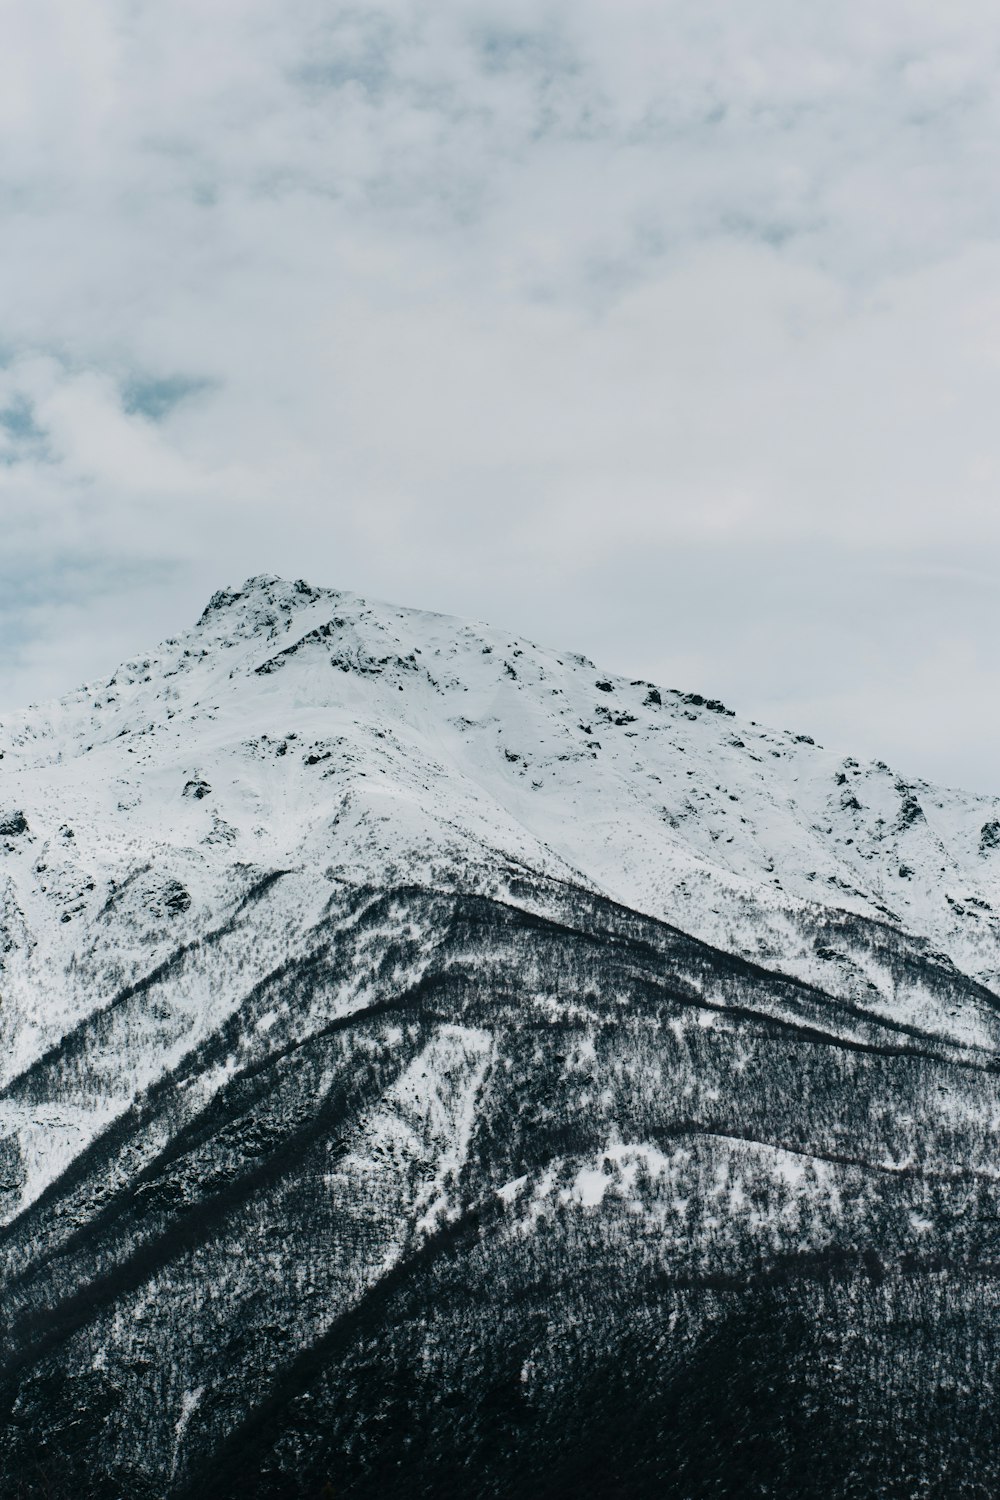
[3, 577, 1000, 1498]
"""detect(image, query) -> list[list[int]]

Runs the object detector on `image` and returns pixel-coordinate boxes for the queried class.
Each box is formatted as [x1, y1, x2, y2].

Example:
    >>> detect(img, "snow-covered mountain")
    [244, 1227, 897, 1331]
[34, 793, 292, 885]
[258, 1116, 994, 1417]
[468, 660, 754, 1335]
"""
[4, 576, 1000, 1497]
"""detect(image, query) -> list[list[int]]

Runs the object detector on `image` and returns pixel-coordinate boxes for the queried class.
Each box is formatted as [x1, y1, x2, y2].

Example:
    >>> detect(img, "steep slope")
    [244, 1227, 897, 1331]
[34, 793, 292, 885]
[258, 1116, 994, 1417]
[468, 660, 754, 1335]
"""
[3, 576, 1000, 1497]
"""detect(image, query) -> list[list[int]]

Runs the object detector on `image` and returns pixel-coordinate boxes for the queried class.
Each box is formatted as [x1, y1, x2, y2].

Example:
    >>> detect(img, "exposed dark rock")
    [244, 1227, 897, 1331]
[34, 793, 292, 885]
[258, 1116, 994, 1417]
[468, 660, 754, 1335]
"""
[895, 784, 925, 829]
[161, 880, 192, 914]
[981, 819, 1000, 853]
[680, 692, 734, 716]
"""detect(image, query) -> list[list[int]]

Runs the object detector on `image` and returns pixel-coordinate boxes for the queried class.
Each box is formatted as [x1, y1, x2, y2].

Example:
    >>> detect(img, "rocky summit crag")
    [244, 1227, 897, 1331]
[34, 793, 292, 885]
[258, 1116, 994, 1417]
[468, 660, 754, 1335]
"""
[3, 576, 1000, 1497]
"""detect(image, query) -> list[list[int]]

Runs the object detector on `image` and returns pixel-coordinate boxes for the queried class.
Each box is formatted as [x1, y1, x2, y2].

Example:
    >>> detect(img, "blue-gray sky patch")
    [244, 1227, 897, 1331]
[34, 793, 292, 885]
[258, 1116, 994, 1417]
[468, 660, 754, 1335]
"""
[122, 374, 217, 423]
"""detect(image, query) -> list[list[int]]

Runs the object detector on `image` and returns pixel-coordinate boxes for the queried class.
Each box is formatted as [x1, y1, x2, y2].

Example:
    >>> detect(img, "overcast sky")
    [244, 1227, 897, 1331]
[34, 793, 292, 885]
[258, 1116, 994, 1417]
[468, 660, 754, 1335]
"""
[4, 1, 1000, 791]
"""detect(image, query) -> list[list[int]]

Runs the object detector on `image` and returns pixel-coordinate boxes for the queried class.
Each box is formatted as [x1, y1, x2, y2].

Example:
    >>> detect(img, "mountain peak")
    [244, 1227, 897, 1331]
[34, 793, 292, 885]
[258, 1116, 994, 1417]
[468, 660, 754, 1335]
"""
[4, 576, 1000, 1045]
[195, 574, 331, 636]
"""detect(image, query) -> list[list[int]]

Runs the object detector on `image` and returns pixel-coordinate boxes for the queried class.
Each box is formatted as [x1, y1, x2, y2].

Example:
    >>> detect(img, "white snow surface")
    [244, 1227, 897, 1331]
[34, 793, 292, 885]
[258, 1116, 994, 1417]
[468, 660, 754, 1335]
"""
[3, 574, 1000, 1219]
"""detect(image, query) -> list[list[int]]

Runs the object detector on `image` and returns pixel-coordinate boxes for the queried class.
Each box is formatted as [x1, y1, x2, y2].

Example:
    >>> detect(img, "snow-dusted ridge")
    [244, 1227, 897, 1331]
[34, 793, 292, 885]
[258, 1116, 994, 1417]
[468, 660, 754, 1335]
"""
[5, 576, 1000, 1495]
[5, 573, 1000, 996]
[1, 573, 999, 1217]
[2, 576, 1000, 1069]
[0, 576, 994, 1222]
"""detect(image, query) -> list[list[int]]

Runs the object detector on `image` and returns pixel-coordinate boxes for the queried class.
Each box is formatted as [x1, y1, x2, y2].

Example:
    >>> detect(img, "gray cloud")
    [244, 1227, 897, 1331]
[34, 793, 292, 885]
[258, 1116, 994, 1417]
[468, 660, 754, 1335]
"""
[2, 0, 1000, 787]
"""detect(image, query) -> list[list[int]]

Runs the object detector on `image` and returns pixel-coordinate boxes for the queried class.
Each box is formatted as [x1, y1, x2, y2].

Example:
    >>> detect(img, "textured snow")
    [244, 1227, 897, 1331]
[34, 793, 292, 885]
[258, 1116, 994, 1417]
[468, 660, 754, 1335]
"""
[3, 573, 1000, 1223]
[169, 1386, 205, 1481]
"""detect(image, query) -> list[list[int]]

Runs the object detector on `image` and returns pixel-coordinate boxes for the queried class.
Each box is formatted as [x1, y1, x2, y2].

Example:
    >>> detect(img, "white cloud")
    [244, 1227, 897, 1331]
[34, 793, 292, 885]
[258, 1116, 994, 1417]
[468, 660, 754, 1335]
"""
[2, 0, 1000, 786]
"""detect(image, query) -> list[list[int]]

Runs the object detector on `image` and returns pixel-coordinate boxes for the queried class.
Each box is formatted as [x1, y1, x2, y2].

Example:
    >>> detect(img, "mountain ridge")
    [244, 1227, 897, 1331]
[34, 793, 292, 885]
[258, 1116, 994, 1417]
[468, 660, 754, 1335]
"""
[4, 577, 1000, 1496]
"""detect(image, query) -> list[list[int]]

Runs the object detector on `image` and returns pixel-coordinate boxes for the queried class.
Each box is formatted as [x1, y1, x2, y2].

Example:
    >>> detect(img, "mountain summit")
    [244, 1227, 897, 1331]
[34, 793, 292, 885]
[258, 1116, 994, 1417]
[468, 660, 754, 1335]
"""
[3, 578, 1000, 1496]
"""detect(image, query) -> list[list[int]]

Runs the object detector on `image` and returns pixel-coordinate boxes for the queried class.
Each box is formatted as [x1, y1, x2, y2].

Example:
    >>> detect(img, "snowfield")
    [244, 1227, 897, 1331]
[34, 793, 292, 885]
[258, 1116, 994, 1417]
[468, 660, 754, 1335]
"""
[4, 575, 1000, 1080]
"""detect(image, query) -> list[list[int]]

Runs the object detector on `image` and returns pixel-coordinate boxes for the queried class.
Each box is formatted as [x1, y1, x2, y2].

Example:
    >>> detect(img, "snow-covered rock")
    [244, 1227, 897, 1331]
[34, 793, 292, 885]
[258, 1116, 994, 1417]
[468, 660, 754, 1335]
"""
[4, 573, 1000, 1084]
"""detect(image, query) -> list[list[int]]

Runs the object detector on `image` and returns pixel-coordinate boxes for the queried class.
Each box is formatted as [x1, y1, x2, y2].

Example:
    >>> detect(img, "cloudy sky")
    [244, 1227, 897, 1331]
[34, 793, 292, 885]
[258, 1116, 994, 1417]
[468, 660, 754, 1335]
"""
[4, 0, 1000, 791]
